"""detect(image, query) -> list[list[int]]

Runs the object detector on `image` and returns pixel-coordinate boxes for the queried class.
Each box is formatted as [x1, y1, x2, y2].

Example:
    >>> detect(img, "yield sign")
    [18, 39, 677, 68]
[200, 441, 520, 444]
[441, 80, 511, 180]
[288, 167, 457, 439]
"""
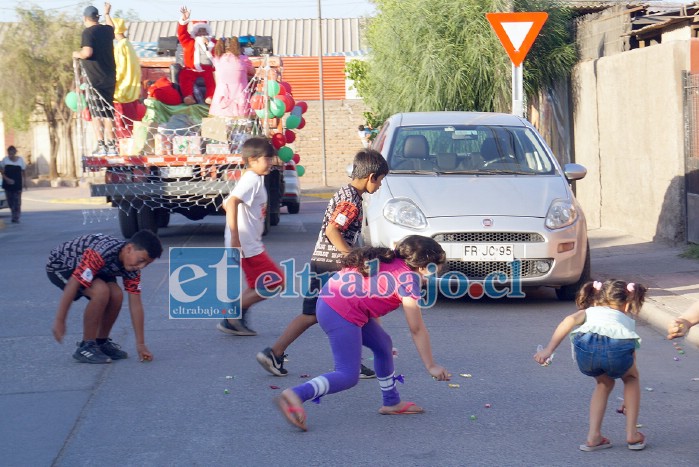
[486, 12, 548, 67]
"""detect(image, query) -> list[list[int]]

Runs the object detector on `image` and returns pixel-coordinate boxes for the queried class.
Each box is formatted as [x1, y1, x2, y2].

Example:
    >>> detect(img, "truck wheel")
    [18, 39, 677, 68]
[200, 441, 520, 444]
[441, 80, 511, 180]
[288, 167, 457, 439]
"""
[137, 206, 159, 234]
[155, 209, 171, 228]
[118, 205, 139, 239]
[556, 242, 591, 301]
[287, 202, 300, 214]
[270, 212, 280, 226]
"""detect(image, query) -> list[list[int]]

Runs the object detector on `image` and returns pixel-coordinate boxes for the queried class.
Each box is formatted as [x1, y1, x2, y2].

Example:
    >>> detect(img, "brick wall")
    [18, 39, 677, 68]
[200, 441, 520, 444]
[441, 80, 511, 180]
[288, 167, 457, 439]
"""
[287, 99, 371, 188]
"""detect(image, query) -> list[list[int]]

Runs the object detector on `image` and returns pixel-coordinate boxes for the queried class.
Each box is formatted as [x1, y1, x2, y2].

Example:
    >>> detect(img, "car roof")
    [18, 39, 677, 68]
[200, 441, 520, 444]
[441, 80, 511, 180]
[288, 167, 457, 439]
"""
[389, 111, 529, 127]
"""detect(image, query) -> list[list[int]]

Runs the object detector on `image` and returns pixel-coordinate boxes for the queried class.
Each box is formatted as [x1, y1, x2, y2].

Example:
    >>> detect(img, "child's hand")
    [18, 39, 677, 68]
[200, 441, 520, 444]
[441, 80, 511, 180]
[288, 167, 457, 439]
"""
[428, 364, 450, 381]
[137, 343, 153, 362]
[52, 320, 66, 343]
[668, 318, 691, 339]
[534, 348, 553, 365]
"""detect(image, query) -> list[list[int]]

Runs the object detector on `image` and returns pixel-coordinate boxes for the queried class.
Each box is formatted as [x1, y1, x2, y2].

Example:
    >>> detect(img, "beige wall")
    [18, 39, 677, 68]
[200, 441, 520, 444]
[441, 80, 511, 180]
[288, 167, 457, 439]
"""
[573, 40, 688, 243]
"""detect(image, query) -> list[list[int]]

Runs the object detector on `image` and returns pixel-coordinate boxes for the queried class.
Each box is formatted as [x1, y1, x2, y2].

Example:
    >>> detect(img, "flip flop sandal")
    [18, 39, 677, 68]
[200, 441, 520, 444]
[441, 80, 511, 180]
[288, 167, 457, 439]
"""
[579, 437, 612, 452]
[379, 401, 425, 415]
[628, 432, 646, 450]
[275, 394, 307, 431]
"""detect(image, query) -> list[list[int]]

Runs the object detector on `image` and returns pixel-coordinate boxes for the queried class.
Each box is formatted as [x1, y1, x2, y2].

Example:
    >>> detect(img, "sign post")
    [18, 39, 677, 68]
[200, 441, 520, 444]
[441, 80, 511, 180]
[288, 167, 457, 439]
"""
[486, 12, 548, 117]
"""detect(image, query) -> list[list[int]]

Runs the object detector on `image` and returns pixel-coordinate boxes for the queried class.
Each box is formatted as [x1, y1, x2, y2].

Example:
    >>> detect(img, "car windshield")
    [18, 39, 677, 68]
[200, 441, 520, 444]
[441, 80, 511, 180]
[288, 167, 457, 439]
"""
[387, 125, 557, 175]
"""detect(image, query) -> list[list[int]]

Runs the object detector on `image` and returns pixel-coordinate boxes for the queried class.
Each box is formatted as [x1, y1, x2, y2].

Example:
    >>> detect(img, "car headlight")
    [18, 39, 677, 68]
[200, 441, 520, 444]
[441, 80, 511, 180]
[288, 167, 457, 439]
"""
[545, 198, 578, 230]
[383, 198, 427, 230]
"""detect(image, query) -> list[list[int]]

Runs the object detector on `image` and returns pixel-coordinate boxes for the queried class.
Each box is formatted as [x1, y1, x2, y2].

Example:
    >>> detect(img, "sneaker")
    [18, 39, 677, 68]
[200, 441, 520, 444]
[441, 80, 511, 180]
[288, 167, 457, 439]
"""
[217, 318, 257, 336]
[92, 142, 107, 156]
[73, 340, 112, 364]
[359, 364, 376, 379]
[106, 142, 119, 156]
[99, 338, 128, 360]
[256, 347, 288, 376]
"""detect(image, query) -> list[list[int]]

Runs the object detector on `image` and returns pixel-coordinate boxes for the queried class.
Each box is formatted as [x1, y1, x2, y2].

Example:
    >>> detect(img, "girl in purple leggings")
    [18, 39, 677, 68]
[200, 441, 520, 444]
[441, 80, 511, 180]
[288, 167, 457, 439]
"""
[276, 235, 451, 431]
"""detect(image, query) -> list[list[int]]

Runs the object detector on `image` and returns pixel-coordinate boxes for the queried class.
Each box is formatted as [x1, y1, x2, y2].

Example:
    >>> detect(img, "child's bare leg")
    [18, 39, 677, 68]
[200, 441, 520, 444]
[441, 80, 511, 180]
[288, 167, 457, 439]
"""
[271, 314, 318, 356]
[82, 280, 110, 341]
[621, 359, 642, 443]
[587, 374, 614, 445]
[97, 282, 123, 339]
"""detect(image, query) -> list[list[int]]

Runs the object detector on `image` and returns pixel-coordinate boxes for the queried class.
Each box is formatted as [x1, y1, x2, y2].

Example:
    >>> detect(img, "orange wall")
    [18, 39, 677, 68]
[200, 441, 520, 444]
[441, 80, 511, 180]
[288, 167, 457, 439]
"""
[281, 56, 347, 100]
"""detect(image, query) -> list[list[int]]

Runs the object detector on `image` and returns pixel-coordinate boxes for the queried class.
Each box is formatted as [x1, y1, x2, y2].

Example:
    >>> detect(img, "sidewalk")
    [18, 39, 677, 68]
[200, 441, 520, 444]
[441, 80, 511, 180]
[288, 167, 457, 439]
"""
[7, 186, 699, 346]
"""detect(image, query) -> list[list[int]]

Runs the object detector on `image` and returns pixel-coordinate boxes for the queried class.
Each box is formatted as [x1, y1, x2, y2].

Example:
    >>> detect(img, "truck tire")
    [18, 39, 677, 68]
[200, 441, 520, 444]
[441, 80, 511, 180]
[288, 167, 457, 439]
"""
[287, 201, 300, 214]
[137, 206, 159, 234]
[155, 209, 171, 228]
[118, 205, 139, 239]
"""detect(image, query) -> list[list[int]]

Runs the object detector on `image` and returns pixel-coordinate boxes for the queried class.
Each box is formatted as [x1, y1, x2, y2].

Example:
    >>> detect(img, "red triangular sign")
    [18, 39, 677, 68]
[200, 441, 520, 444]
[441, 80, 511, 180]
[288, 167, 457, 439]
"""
[486, 12, 548, 67]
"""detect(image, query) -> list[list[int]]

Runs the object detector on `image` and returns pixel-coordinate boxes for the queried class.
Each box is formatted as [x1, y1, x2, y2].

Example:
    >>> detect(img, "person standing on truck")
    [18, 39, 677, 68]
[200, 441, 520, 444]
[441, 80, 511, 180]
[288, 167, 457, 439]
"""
[104, 15, 143, 139]
[209, 36, 255, 118]
[217, 137, 285, 336]
[177, 6, 216, 105]
[73, 4, 118, 156]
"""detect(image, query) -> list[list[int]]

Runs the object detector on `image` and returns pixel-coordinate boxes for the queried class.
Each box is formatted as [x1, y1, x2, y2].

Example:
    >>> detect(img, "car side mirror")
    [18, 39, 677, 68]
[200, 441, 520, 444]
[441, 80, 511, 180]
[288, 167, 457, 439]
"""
[563, 163, 587, 181]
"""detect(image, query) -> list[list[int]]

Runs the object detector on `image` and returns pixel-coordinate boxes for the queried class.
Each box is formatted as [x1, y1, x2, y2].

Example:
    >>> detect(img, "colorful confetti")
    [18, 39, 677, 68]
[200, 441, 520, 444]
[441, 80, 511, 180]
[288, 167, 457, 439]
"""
[269, 385, 281, 390]
[459, 373, 472, 378]
[470, 415, 477, 421]
[225, 376, 233, 379]
[224, 389, 230, 394]
[485, 403, 491, 408]
[448, 383, 460, 388]
[299, 374, 310, 378]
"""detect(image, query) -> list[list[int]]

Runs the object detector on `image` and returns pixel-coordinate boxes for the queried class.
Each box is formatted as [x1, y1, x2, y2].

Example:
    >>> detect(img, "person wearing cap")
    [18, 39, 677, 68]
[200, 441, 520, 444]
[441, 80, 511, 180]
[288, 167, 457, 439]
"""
[104, 15, 143, 139]
[177, 5, 216, 105]
[73, 3, 117, 156]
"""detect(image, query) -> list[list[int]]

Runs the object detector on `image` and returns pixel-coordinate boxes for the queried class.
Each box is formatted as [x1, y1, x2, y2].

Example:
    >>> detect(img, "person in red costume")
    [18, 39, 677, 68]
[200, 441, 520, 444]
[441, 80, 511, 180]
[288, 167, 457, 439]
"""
[177, 5, 216, 105]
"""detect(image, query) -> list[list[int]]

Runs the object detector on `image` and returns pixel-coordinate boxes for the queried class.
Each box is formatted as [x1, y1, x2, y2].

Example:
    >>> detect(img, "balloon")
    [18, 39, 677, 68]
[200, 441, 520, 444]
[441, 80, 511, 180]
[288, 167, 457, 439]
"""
[280, 81, 292, 94]
[297, 117, 306, 130]
[296, 165, 305, 177]
[266, 80, 280, 97]
[296, 101, 308, 113]
[270, 98, 286, 118]
[271, 132, 287, 149]
[292, 153, 300, 164]
[278, 146, 293, 162]
[255, 108, 269, 119]
[284, 129, 296, 144]
[286, 114, 301, 129]
[290, 105, 303, 117]
[82, 107, 92, 121]
[64, 91, 78, 112]
[280, 94, 295, 112]
[276, 85, 287, 96]
[250, 94, 265, 110]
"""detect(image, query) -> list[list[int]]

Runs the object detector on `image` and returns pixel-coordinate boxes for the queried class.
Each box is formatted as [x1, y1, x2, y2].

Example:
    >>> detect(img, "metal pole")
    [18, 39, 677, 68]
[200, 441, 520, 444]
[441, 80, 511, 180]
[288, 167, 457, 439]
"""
[317, 0, 327, 186]
[512, 63, 524, 117]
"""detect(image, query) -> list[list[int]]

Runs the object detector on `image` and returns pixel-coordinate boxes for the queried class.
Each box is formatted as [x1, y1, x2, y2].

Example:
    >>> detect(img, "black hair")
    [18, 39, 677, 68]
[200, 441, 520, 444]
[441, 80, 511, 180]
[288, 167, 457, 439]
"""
[351, 149, 389, 180]
[575, 279, 647, 315]
[342, 235, 445, 276]
[128, 230, 163, 259]
[240, 136, 276, 161]
[7, 146, 16, 155]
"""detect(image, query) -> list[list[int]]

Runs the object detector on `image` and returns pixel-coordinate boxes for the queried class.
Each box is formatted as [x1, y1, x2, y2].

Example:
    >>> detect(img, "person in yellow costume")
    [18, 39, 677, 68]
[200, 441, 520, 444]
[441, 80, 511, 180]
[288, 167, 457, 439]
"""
[105, 11, 143, 139]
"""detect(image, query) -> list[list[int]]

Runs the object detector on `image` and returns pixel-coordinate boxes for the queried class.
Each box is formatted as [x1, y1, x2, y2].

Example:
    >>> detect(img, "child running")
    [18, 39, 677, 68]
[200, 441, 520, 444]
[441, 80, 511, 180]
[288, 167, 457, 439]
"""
[256, 149, 388, 377]
[275, 235, 451, 431]
[534, 279, 648, 452]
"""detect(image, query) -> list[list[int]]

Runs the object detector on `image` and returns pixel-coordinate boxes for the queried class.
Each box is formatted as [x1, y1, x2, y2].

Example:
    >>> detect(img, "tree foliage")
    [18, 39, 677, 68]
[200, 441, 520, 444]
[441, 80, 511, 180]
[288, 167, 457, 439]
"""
[0, 7, 81, 178]
[362, 0, 577, 119]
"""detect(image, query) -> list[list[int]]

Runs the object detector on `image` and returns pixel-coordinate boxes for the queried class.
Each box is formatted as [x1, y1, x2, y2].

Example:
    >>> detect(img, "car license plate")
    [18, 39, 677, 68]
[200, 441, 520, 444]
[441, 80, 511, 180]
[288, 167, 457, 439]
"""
[464, 244, 514, 261]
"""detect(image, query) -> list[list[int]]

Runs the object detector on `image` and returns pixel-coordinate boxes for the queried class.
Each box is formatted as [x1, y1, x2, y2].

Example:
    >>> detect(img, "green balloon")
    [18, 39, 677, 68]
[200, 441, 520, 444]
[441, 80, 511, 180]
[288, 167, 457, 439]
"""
[266, 80, 280, 97]
[255, 108, 269, 119]
[296, 164, 305, 177]
[64, 91, 78, 112]
[286, 114, 301, 129]
[278, 146, 293, 162]
[270, 98, 286, 118]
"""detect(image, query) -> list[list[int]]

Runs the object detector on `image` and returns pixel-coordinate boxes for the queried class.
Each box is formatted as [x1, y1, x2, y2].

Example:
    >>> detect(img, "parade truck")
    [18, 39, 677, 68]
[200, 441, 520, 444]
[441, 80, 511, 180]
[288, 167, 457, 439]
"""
[79, 39, 294, 238]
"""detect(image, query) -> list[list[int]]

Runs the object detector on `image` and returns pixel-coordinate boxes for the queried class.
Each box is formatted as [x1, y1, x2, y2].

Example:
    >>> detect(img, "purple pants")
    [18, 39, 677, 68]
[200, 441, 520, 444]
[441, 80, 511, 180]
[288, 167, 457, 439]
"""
[291, 298, 401, 407]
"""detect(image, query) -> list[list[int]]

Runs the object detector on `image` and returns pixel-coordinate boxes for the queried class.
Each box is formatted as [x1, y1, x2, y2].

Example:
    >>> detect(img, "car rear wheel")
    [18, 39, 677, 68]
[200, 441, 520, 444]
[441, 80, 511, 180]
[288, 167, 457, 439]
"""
[556, 242, 591, 301]
[287, 201, 300, 214]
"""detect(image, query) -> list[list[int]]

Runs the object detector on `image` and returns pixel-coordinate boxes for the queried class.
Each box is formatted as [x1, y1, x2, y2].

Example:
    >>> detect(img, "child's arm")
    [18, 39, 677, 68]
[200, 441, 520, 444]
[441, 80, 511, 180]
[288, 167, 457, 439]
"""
[104, 2, 113, 27]
[667, 301, 699, 339]
[127, 293, 153, 361]
[402, 297, 450, 381]
[52, 276, 81, 343]
[534, 310, 586, 364]
[223, 196, 242, 248]
[325, 223, 351, 255]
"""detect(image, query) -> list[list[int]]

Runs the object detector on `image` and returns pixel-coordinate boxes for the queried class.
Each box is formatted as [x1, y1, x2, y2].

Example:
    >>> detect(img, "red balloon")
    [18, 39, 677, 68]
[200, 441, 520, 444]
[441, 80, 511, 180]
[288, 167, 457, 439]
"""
[276, 85, 287, 96]
[297, 117, 306, 129]
[250, 94, 265, 110]
[271, 132, 287, 149]
[292, 153, 300, 164]
[284, 129, 296, 143]
[296, 101, 308, 113]
[280, 81, 292, 94]
[280, 94, 295, 112]
[82, 107, 92, 121]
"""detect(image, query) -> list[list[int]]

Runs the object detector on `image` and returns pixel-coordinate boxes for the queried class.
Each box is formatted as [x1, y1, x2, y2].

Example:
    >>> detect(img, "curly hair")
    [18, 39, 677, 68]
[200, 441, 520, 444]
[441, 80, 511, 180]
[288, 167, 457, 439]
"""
[213, 36, 241, 58]
[575, 279, 647, 314]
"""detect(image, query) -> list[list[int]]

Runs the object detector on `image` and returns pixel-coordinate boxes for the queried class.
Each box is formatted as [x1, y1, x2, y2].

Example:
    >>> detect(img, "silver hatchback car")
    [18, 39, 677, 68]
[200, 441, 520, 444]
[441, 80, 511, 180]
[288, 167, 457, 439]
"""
[363, 112, 589, 300]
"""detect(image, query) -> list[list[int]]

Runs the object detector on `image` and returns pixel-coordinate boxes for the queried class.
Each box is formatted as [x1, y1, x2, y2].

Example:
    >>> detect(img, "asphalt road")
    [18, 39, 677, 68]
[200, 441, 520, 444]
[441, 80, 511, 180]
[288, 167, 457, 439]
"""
[1, 191, 698, 466]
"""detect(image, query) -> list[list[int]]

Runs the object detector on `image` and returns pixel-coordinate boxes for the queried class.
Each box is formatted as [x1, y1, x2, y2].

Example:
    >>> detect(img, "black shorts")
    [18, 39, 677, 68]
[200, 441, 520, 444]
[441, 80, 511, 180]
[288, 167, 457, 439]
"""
[301, 261, 341, 315]
[46, 269, 116, 301]
[87, 85, 115, 119]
